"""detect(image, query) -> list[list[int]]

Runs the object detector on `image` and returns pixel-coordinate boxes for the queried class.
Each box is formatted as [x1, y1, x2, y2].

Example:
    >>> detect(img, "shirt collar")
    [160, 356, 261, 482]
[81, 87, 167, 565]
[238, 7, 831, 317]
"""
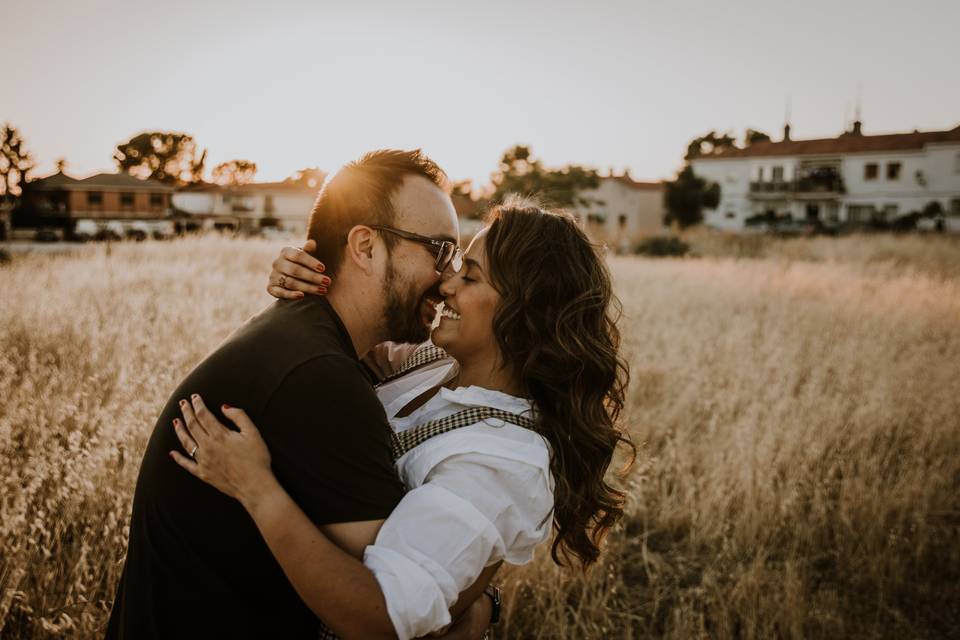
[438, 385, 534, 416]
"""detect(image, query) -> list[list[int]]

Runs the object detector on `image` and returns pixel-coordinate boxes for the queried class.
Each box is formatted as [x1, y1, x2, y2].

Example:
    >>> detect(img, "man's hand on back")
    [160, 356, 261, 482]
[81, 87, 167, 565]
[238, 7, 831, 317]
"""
[422, 594, 492, 640]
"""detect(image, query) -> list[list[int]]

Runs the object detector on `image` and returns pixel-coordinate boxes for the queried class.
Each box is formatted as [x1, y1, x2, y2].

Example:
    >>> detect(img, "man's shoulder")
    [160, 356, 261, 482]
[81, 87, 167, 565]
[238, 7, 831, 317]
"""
[239, 299, 353, 356]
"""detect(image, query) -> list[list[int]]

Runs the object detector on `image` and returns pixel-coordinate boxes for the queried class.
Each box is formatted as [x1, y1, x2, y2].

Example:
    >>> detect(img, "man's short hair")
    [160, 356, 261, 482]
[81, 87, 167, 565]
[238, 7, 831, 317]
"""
[306, 149, 448, 274]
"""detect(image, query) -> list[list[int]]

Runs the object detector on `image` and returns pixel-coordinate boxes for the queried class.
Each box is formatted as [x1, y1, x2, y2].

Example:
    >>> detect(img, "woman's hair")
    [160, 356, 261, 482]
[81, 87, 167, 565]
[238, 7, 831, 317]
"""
[483, 196, 634, 568]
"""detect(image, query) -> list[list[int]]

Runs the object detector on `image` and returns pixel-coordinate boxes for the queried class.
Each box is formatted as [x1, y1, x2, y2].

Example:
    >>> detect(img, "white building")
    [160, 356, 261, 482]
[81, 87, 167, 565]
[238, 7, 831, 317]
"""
[173, 182, 319, 234]
[690, 121, 960, 231]
[573, 175, 666, 250]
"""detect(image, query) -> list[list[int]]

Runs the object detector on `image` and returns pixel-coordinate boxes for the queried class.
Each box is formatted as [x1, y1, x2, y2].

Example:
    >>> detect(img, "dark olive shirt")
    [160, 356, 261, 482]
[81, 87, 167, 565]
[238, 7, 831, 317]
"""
[106, 296, 405, 639]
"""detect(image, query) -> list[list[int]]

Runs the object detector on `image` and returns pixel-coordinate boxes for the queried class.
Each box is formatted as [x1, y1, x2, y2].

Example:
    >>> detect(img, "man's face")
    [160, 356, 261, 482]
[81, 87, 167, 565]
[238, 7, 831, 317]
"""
[379, 175, 459, 343]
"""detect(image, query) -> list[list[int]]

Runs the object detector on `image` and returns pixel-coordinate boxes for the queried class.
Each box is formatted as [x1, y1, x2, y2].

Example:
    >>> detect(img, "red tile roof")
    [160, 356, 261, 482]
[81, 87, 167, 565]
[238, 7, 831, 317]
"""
[695, 124, 960, 160]
[28, 171, 173, 191]
[603, 176, 662, 191]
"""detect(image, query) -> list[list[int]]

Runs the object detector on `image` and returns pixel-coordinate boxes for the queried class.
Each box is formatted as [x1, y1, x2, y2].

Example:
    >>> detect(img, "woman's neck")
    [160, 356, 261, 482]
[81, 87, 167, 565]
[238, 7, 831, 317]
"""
[447, 351, 525, 398]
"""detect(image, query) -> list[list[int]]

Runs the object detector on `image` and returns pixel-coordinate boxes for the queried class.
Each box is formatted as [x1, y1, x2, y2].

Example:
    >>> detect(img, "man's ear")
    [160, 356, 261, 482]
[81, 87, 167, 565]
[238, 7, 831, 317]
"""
[344, 225, 379, 275]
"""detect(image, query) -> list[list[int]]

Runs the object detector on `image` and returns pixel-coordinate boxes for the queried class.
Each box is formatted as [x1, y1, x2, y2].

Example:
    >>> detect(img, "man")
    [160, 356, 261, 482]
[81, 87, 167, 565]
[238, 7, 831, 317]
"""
[106, 149, 491, 638]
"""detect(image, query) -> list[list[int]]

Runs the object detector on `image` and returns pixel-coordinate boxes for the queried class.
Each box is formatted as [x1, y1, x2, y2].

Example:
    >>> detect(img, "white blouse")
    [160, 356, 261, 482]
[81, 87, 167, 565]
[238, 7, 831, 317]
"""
[361, 357, 554, 640]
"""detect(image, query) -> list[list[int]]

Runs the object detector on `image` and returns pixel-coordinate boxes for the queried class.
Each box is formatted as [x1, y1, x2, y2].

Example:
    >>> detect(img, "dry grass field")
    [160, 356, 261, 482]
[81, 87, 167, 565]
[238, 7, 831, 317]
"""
[1, 233, 958, 639]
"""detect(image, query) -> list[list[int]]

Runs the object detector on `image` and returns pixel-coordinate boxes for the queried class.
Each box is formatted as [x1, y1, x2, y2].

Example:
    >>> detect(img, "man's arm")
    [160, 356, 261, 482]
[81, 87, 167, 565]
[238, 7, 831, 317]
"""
[238, 486, 496, 640]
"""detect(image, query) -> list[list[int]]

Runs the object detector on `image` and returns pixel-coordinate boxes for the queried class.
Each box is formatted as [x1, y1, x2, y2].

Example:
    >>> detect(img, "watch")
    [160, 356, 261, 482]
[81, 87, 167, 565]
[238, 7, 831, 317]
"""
[483, 585, 502, 625]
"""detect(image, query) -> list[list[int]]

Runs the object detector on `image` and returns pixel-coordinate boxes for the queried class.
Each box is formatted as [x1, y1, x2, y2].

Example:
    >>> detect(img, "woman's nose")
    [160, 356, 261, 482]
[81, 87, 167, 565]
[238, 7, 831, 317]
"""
[439, 271, 458, 296]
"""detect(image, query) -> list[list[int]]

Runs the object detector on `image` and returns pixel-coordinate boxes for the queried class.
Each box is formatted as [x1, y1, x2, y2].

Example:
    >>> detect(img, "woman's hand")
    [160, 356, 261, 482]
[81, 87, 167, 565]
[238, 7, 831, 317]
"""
[267, 238, 332, 300]
[170, 394, 279, 511]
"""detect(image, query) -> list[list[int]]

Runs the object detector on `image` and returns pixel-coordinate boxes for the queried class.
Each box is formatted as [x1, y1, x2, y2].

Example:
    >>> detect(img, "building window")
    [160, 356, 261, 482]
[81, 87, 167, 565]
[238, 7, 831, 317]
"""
[756, 166, 764, 181]
[772, 166, 784, 182]
[864, 163, 878, 180]
[955, 153, 960, 174]
[618, 214, 627, 228]
[886, 162, 901, 180]
[121, 192, 134, 206]
[586, 213, 606, 225]
[264, 194, 275, 215]
[950, 198, 960, 216]
[847, 204, 875, 222]
[87, 191, 103, 206]
[150, 193, 163, 207]
[725, 211, 736, 219]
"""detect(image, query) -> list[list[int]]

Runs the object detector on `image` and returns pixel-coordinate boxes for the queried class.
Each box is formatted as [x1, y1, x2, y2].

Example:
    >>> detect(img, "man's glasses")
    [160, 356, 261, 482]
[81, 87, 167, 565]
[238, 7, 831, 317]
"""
[369, 225, 463, 274]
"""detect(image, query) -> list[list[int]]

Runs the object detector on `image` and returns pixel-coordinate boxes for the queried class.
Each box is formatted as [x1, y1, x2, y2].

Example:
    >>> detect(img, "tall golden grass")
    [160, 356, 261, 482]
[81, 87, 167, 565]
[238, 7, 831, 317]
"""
[1, 234, 958, 638]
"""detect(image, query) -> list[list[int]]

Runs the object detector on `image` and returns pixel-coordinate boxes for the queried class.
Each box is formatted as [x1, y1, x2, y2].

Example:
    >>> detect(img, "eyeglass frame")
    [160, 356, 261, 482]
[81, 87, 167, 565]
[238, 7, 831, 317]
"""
[368, 224, 463, 274]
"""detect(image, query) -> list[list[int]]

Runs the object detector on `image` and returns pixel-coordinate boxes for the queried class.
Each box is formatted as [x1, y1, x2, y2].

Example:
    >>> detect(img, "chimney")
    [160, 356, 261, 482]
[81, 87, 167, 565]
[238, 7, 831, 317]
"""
[852, 120, 862, 136]
[783, 123, 791, 142]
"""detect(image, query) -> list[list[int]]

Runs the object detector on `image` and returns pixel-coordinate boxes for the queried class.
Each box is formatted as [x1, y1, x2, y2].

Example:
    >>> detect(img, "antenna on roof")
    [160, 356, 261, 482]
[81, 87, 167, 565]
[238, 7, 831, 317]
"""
[783, 95, 792, 141]
[852, 83, 863, 135]
[854, 83, 863, 122]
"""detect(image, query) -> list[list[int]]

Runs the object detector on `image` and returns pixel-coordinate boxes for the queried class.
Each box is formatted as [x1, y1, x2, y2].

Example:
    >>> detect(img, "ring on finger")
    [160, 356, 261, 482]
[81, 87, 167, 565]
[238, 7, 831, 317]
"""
[278, 274, 287, 289]
[190, 445, 198, 458]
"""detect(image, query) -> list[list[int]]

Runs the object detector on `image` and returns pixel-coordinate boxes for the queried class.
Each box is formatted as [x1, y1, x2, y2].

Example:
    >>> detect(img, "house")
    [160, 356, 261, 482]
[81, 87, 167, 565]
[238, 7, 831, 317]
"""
[19, 171, 175, 237]
[573, 174, 666, 251]
[172, 182, 319, 235]
[690, 121, 960, 231]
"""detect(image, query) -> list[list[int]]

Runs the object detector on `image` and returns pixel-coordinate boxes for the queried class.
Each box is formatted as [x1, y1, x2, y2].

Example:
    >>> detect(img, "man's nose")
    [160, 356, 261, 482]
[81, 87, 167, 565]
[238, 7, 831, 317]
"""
[439, 271, 457, 296]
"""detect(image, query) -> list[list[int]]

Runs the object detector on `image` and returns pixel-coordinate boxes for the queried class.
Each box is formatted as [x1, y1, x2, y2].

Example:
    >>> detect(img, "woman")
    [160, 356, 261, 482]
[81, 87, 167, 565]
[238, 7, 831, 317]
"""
[171, 200, 633, 639]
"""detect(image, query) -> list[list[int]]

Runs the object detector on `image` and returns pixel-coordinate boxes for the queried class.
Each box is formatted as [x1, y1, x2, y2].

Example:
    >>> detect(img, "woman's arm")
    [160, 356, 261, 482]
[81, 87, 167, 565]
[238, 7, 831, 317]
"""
[170, 396, 494, 640]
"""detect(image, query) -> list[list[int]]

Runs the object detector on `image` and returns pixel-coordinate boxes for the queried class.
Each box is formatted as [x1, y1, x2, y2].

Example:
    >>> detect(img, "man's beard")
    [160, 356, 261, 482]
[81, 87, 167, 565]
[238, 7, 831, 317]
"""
[382, 258, 432, 344]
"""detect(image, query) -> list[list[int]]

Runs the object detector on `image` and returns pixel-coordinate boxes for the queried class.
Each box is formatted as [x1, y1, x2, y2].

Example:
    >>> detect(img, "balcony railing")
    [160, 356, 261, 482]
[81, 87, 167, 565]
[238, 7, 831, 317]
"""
[749, 178, 845, 196]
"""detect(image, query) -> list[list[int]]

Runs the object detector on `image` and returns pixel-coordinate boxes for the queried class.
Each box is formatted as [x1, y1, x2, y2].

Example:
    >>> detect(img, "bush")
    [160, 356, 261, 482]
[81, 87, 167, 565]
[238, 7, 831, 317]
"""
[636, 236, 690, 257]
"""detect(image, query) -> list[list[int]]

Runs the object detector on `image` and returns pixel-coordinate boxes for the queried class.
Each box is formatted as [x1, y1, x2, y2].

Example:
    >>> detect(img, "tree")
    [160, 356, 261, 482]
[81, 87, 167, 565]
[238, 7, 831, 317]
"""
[284, 167, 327, 189]
[1, 124, 35, 199]
[490, 145, 599, 208]
[685, 131, 737, 159]
[211, 159, 258, 186]
[745, 128, 771, 146]
[113, 131, 207, 185]
[451, 179, 474, 197]
[663, 165, 721, 229]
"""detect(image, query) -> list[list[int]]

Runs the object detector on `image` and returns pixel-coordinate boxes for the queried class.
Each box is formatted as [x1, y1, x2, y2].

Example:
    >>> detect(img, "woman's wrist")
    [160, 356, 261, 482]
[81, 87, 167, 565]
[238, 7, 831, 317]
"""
[240, 473, 285, 518]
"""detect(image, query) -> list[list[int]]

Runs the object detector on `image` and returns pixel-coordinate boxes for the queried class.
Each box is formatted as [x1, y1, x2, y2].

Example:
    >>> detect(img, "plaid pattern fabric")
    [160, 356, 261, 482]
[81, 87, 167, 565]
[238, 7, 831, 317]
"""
[377, 343, 451, 387]
[391, 406, 537, 462]
[318, 622, 492, 639]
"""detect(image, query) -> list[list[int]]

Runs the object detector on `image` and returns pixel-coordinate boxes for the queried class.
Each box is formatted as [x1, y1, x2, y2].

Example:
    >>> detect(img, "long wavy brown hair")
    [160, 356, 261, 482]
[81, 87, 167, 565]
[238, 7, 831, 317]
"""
[483, 197, 634, 567]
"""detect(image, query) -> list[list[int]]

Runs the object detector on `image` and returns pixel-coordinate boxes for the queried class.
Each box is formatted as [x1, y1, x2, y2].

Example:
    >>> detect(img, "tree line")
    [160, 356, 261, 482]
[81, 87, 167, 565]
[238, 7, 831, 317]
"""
[1, 122, 756, 228]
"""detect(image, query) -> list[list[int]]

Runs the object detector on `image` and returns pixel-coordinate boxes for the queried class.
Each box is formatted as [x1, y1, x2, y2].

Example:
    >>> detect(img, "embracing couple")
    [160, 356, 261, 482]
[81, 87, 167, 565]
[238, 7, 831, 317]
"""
[105, 149, 633, 639]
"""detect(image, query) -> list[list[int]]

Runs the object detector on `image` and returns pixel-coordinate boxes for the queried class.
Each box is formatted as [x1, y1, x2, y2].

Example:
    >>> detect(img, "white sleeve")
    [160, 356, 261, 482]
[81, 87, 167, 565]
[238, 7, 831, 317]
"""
[362, 452, 553, 640]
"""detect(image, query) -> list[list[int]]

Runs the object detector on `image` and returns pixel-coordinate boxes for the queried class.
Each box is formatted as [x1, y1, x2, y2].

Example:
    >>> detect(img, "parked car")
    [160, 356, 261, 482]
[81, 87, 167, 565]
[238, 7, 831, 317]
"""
[35, 228, 61, 242]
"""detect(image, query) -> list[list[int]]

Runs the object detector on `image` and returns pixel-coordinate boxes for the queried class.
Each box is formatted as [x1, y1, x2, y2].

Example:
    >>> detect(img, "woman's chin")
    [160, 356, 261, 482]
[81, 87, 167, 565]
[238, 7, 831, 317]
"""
[430, 327, 455, 354]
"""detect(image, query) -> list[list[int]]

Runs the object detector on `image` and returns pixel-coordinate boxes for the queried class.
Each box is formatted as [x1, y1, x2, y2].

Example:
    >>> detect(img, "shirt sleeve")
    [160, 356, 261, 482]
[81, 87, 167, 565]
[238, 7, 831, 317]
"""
[362, 451, 554, 640]
[260, 354, 406, 525]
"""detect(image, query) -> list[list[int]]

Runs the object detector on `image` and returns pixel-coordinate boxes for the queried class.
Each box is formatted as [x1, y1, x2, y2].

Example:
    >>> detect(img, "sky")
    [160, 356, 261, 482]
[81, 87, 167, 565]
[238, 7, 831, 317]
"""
[4, 0, 959, 186]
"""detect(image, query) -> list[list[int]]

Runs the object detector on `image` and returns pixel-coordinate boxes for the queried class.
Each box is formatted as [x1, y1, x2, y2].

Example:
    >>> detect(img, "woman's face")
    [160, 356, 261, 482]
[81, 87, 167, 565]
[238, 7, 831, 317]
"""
[431, 228, 502, 363]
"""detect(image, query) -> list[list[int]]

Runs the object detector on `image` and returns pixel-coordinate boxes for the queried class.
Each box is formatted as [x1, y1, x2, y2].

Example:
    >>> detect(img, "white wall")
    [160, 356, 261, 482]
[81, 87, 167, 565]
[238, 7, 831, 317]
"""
[574, 178, 667, 244]
[690, 158, 751, 230]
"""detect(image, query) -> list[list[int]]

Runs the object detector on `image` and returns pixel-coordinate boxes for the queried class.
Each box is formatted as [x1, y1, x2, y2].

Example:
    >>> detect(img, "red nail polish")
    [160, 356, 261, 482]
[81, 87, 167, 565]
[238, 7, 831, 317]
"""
[223, 403, 231, 410]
